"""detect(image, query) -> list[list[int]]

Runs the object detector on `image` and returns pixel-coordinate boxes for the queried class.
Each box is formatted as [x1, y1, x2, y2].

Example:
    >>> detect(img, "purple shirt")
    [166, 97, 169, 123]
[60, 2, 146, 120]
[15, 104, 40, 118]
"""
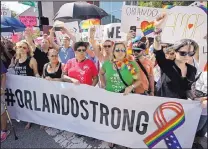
[1, 61, 7, 75]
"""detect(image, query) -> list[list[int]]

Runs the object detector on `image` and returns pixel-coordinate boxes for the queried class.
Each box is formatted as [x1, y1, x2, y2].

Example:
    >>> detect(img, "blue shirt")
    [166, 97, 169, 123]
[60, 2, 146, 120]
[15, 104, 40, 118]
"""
[58, 47, 75, 64]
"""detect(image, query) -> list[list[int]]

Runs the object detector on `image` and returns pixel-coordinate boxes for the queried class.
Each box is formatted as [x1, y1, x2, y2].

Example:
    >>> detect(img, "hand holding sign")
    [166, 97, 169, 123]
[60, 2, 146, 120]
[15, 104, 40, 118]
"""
[154, 12, 167, 29]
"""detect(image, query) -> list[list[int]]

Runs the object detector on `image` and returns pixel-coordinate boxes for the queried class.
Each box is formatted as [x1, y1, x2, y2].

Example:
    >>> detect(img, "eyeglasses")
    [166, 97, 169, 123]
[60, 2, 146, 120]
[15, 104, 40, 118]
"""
[51, 55, 58, 57]
[103, 45, 111, 48]
[76, 49, 86, 52]
[115, 49, 126, 53]
[17, 46, 27, 50]
[177, 51, 195, 57]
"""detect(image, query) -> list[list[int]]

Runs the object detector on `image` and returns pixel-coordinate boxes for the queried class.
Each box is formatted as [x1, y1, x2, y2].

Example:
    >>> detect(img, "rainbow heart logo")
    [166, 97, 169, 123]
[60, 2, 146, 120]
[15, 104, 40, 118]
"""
[141, 21, 155, 36]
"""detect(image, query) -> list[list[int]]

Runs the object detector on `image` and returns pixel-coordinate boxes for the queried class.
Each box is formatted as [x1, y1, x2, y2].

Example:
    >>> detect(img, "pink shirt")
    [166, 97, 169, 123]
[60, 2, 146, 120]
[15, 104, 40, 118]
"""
[64, 58, 98, 85]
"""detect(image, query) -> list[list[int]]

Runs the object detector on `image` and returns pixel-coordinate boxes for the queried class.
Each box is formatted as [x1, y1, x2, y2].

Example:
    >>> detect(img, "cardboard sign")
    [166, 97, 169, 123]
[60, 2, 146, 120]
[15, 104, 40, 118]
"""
[19, 16, 37, 27]
[161, 6, 207, 45]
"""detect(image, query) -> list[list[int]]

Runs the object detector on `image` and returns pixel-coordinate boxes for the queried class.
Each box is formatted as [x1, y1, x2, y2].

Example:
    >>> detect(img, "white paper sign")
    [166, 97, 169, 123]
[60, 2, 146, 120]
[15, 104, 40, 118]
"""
[162, 6, 207, 45]
[1, 9, 11, 17]
[64, 21, 81, 41]
[199, 45, 207, 71]
[5, 74, 202, 148]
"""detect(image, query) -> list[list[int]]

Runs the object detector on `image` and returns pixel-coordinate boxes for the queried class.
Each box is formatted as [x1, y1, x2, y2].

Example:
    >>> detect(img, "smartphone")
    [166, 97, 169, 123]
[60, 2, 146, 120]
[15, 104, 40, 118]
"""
[54, 27, 62, 31]
[130, 26, 136, 32]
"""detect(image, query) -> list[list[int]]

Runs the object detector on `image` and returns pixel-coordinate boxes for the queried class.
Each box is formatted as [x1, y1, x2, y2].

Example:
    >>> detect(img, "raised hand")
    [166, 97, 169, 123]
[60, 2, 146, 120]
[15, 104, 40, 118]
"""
[154, 12, 167, 29]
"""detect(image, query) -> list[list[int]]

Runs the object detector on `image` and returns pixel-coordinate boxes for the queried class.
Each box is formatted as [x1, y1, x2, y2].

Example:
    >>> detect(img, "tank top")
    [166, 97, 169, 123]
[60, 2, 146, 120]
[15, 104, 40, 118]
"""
[44, 62, 62, 78]
[14, 57, 34, 76]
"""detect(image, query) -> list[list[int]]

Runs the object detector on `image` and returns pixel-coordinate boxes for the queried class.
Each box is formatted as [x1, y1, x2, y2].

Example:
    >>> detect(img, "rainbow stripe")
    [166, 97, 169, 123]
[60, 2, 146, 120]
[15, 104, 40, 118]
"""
[198, 5, 207, 14]
[79, 19, 100, 30]
[141, 21, 155, 36]
[162, 5, 174, 9]
[144, 113, 185, 148]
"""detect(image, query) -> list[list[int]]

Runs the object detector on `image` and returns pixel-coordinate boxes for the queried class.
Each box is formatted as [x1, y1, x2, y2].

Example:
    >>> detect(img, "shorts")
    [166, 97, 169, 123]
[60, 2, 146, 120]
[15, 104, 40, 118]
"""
[1, 95, 5, 115]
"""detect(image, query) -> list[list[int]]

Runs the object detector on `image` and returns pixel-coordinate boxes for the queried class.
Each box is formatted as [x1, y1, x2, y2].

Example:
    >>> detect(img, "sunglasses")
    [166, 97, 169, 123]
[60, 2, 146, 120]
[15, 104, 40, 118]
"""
[103, 45, 111, 48]
[177, 51, 195, 57]
[17, 46, 28, 50]
[76, 49, 86, 52]
[51, 55, 58, 57]
[133, 50, 143, 54]
[115, 49, 126, 53]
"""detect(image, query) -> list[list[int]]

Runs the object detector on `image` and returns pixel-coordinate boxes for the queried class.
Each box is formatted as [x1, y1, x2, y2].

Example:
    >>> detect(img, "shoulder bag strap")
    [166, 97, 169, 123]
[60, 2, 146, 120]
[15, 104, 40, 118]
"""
[114, 63, 129, 87]
[137, 59, 151, 91]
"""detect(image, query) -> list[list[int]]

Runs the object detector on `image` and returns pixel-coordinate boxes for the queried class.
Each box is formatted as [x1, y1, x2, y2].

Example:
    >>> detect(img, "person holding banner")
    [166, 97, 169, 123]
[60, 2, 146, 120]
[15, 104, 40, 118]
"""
[10, 40, 40, 129]
[62, 41, 98, 86]
[153, 13, 207, 104]
[1, 61, 10, 142]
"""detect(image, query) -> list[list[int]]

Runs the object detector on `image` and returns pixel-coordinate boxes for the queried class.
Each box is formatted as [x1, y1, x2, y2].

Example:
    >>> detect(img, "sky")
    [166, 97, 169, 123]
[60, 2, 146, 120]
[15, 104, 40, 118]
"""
[2, 1, 30, 14]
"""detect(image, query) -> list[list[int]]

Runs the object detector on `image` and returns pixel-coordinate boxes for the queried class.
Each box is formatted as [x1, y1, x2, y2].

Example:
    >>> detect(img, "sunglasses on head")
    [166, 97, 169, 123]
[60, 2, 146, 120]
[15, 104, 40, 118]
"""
[103, 45, 111, 48]
[177, 51, 195, 57]
[76, 48, 86, 52]
[115, 49, 126, 53]
[17, 46, 27, 50]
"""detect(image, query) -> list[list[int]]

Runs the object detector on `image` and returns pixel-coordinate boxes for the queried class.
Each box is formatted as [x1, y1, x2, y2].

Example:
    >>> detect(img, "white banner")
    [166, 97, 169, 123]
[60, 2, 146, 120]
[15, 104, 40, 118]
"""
[1, 9, 11, 17]
[5, 74, 202, 148]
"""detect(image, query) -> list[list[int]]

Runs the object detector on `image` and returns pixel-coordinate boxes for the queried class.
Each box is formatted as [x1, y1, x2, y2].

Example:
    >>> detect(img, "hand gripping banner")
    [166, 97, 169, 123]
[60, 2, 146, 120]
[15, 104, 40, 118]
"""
[144, 102, 185, 149]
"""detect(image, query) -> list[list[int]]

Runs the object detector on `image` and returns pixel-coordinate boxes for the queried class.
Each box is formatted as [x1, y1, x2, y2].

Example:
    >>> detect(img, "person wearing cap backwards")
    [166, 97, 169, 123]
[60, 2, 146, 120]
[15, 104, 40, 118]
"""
[132, 40, 155, 96]
[49, 27, 76, 64]
[153, 12, 207, 111]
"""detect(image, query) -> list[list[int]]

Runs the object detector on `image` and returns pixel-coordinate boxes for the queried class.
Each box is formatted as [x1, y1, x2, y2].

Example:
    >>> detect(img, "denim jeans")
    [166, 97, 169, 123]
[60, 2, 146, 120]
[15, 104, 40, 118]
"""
[196, 115, 207, 137]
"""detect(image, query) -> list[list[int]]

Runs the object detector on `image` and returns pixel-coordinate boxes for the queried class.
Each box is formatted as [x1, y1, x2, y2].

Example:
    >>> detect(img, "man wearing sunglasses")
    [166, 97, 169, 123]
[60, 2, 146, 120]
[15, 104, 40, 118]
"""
[63, 42, 98, 86]
[132, 41, 154, 96]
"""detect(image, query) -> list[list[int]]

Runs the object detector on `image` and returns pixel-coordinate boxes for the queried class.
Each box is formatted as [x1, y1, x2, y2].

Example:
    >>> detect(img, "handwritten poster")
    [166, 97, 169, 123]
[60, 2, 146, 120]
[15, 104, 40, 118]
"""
[162, 6, 207, 45]
[121, 6, 165, 36]
[64, 21, 81, 41]
[19, 16, 37, 27]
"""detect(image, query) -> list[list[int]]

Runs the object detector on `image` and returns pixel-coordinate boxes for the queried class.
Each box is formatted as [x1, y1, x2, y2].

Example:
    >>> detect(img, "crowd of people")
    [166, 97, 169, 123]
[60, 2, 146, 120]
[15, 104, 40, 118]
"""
[1, 12, 207, 148]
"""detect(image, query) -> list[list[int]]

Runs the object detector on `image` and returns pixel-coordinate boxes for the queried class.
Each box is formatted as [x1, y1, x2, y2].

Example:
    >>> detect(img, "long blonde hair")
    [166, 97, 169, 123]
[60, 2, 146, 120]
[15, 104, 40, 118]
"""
[15, 40, 33, 60]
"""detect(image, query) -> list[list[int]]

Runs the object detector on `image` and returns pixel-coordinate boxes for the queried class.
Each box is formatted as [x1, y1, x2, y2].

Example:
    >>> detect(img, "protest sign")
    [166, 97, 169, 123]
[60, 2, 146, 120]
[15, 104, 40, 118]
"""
[6, 74, 202, 148]
[1, 9, 11, 17]
[121, 5, 165, 36]
[161, 6, 207, 45]
[19, 16, 37, 27]
[64, 21, 81, 42]
[199, 45, 207, 71]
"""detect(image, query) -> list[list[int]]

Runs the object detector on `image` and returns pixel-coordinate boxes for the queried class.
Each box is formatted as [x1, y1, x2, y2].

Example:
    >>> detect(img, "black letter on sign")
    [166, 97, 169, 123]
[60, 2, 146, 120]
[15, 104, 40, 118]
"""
[111, 107, 121, 129]
[33, 91, 41, 111]
[15, 89, 24, 108]
[80, 100, 89, 120]
[50, 94, 60, 114]
[61, 95, 70, 115]
[107, 27, 114, 38]
[136, 111, 149, 135]
[71, 98, 79, 117]
[116, 26, 121, 38]
[90, 101, 98, 122]
[100, 103, 109, 126]
[42, 93, 50, 113]
[24, 90, 33, 110]
[122, 109, 135, 132]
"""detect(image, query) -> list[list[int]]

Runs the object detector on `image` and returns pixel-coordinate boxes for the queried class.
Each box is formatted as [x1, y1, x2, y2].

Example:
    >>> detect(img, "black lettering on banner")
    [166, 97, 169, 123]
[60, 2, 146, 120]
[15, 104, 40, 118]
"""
[136, 111, 149, 135]
[80, 100, 89, 120]
[122, 109, 135, 132]
[111, 107, 121, 129]
[24, 90, 33, 110]
[100, 103, 109, 126]
[15, 89, 24, 108]
[42, 93, 50, 113]
[116, 27, 121, 38]
[50, 94, 60, 114]
[107, 27, 114, 38]
[90, 101, 98, 122]
[33, 91, 41, 111]
[61, 95, 70, 115]
[71, 98, 79, 117]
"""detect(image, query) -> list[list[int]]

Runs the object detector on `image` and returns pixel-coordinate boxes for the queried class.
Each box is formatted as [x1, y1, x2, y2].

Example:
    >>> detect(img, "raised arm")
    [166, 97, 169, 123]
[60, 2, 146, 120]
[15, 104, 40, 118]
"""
[24, 28, 36, 51]
[49, 28, 60, 51]
[61, 27, 76, 46]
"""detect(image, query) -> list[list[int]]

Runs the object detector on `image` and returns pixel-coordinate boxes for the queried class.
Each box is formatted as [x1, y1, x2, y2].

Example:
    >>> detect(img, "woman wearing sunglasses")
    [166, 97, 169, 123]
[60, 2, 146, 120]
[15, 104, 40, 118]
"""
[153, 13, 207, 103]
[42, 49, 63, 81]
[10, 40, 39, 129]
[63, 41, 98, 86]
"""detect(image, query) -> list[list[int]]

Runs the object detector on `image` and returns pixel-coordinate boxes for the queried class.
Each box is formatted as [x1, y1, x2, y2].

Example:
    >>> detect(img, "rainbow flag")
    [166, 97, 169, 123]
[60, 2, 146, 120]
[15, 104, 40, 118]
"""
[198, 4, 207, 14]
[140, 21, 155, 36]
[79, 19, 100, 30]
[162, 5, 174, 9]
[144, 113, 185, 148]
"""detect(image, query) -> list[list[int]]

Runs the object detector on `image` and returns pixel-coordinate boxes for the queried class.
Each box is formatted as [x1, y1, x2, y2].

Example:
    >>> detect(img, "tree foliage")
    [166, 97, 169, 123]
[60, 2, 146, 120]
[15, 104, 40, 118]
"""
[138, 1, 195, 8]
